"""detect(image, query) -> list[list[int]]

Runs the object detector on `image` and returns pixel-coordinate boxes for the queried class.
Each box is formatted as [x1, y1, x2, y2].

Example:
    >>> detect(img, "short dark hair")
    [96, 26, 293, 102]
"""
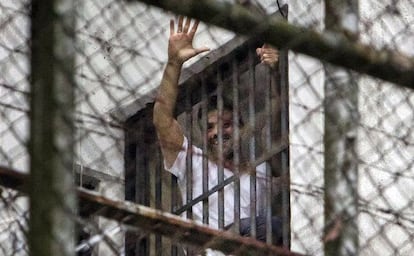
[198, 95, 244, 126]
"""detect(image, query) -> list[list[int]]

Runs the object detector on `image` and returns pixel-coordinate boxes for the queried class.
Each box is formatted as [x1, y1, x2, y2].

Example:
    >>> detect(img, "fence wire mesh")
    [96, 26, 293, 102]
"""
[0, 0, 413, 255]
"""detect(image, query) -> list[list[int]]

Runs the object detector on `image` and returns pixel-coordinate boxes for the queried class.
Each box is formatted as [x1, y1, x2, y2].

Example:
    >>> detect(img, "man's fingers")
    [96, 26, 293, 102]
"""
[183, 17, 191, 33]
[174, 16, 200, 35]
[177, 16, 184, 32]
[256, 45, 279, 68]
[170, 19, 174, 36]
[190, 20, 200, 36]
[257, 47, 279, 60]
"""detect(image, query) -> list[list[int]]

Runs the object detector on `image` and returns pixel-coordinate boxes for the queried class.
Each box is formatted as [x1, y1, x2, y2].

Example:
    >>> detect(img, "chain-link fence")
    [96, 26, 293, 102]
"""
[0, 0, 413, 255]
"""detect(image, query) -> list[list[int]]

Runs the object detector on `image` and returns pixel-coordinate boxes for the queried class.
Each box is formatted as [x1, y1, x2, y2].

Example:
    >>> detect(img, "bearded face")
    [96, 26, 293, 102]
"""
[207, 110, 234, 159]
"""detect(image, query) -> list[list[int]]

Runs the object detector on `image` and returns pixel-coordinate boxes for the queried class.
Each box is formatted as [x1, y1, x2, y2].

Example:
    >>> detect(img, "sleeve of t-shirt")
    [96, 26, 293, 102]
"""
[164, 136, 188, 181]
[256, 162, 268, 177]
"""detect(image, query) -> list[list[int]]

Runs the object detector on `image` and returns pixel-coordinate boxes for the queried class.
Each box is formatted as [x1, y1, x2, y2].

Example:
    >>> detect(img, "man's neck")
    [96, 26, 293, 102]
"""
[208, 150, 250, 173]
[208, 152, 234, 170]
[223, 159, 233, 170]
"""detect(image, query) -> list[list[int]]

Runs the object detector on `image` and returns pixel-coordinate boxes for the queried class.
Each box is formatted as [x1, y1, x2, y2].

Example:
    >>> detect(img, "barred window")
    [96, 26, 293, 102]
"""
[124, 23, 290, 255]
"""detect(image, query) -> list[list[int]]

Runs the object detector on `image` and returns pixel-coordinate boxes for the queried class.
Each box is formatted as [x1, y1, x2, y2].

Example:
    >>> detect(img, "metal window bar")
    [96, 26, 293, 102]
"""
[248, 45, 257, 239]
[231, 57, 241, 235]
[137, 124, 149, 256]
[185, 85, 194, 221]
[264, 63, 273, 245]
[278, 48, 290, 248]
[216, 70, 225, 230]
[201, 75, 210, 226]
[170, 174, 179, 256]
[155, 146, 163, 256]
[184, 82, 195, 256]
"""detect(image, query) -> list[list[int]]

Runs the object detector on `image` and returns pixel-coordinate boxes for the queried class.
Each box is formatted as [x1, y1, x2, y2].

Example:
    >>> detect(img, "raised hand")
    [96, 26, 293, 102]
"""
[256, 44, 279, 68]
[168, 16, 210, 66]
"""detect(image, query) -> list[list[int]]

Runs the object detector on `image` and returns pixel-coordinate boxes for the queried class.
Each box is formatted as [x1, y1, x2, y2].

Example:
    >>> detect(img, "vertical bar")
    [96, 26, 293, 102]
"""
[29, 0, 76, 255]
[201, 76, 209, 225]
[169, 104, 179, 256]
[124, 126, 137, 255]
[324, 0, 359, 255]
[216, 71, 225, 229]
[171, 175, 178, 256]
[155, 147, 162, 256]
[185, 86, 193, 220]
[264, 66, 273, 244]
[279, 49, 291, 248]
[185, 86, 194, 255]
[248, 46, 257, 238]
[136, 136, 149, 255]
[231, 58, 241, 233]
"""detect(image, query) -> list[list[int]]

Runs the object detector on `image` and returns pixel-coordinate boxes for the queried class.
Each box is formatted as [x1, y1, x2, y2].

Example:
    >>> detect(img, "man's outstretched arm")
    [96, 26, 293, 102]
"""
[153, 16, 209, 168]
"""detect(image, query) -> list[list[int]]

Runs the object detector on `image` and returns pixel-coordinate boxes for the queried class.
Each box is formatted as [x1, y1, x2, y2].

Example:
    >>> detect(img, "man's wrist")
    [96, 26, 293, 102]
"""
[167, 59, 184, 67]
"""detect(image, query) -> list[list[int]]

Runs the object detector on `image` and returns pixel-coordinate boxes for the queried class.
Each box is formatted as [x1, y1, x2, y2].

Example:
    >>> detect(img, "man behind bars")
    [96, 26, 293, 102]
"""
[153, 16, 282, 249]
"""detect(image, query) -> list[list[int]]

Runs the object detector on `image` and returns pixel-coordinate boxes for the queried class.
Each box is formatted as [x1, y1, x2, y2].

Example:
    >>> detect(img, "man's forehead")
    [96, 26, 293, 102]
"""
[207, 110, 233, 122]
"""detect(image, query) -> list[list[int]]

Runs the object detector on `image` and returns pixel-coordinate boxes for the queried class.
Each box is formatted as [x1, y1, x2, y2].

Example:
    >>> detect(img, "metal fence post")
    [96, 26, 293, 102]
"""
[324, 0, 359, 255]
[29, 0, 76, 255]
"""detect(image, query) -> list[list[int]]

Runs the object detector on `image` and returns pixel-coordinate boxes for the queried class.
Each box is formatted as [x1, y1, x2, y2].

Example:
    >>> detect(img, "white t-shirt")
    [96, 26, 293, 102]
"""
[165, 136, 269, 229]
